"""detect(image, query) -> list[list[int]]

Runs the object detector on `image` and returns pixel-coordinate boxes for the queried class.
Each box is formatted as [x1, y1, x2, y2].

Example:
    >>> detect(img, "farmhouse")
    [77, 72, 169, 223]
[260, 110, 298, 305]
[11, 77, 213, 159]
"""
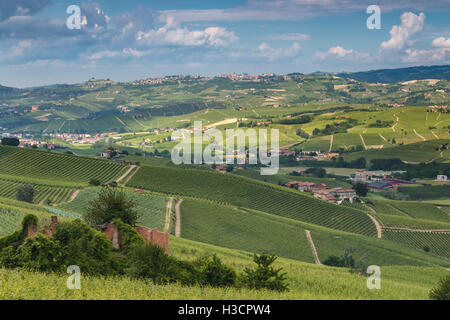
[366, 179, 416, 190]
[101, 148, 120, 159]
[312, 187, 357, 204]
[215, 165, 228, 173]
[436, 175, 448, 181]
[427, 105, 448, 113]
[285, 181, 316, 191]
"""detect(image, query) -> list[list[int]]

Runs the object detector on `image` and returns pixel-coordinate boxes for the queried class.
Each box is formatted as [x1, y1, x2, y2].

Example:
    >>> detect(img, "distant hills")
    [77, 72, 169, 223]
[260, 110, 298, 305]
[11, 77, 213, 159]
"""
[336, 65, 450, 83]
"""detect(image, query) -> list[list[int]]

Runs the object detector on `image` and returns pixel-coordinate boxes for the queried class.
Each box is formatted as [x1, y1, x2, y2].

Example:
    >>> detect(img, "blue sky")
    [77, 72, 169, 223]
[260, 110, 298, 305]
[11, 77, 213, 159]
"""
[0, 0, 449, 87]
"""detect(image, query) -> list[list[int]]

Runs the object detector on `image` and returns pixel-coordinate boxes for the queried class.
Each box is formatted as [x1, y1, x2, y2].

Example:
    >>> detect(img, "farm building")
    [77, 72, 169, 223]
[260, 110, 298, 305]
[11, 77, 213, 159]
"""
[101, 148, 120, 159]
[312, 187, 357, 204]
[436, 175, 448, 181]
[285, 181, 316, 192]
[366, 179, 416, 190]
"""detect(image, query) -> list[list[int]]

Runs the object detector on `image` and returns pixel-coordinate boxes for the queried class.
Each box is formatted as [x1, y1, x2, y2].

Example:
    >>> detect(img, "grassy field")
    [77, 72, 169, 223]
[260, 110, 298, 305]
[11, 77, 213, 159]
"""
[0, 236, 448, 300]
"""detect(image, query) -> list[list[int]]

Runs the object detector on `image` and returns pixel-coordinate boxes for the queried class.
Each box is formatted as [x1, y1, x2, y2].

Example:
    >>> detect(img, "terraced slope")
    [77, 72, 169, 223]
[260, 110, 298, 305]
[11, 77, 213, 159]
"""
[57, 187, 167, 230]
[128, 166, 378, 237]
[179, 199, 449, 266]
[0, 145, 126, 184]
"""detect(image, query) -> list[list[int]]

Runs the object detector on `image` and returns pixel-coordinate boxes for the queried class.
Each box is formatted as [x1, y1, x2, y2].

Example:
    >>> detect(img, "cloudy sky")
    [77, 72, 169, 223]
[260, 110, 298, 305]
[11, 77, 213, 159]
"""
[1, 0, 450, 87]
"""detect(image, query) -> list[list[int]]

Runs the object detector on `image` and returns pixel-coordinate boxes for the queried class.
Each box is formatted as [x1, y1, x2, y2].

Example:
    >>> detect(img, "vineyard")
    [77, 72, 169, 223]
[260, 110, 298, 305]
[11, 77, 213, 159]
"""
[127, 166, 378, 236]
[383, 230, 450, 259]
[0, 145, 127, 184]
[57, 187, 167, 230]
[0, 178, 77, 204]
[179, 199, 449, 266]
[179, 199, 316, 263]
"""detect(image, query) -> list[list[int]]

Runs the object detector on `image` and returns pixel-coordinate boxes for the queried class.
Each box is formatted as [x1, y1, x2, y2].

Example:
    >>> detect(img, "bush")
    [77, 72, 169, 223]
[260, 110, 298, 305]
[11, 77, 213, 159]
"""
[429, 274, 450, 300]
[1, 137, 20, 146]
[241, 253, 288, 292]
[89, 178, 101, 186]
[323, 255, 344, 267]
[15, 234, 64, 272]
[112, 218, 144, 253]
[126, 243, 184, 285]
[194, 254, 236, 287]
[84, 188, 140, 226]
[52, 219, 119, 275]
[16, 184, 35, 203]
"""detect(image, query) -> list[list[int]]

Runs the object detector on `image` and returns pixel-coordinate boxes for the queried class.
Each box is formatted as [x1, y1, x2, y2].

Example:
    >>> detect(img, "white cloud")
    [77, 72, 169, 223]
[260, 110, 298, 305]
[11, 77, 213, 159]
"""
[381, 12, 425, 51]
[87, 48, 150, 60]
[432, 37, 450, 48]
[136, 17, 237, 47]
[255, 42, 301, 61]
[315, 46, 369, 60]
[269, 33, 310, 41]
[403, 48, 450, 63]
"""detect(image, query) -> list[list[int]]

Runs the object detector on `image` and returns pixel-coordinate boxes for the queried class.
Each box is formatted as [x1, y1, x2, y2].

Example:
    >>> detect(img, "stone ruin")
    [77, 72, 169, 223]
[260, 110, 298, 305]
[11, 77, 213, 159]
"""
[27, 216, 170, 255]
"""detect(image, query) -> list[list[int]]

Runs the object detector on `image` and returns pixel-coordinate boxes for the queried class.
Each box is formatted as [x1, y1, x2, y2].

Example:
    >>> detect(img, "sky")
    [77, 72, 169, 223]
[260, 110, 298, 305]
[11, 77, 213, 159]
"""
[0, 0, 449, 88]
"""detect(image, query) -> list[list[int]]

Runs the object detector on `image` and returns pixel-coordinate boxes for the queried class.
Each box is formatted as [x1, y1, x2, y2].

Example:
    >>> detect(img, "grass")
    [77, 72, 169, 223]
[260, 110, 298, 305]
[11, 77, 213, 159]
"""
[0, 236, 448, 300]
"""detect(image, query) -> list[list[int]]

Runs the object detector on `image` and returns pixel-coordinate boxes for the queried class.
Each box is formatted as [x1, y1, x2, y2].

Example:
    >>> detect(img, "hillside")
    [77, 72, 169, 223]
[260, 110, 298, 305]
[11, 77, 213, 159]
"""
[337, 65, 450, 83]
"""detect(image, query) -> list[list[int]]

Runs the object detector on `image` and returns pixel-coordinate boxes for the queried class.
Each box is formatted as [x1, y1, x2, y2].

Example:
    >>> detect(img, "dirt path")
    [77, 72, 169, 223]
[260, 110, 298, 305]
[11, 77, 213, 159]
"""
[305, 230, 323, 265]
[359, 134, 368, 150]
[68, 189, 80, 203]
[367, 214, 382, 239]
[431, 131, 439, 139]
[175, 199, 183, 237]
[413, 129, 426, 141]
[114, 116, 132, 131]
[378, 133, 387, 142]
[392, 114, 399, 132]
[164, 198, 174, 232]
[116, 165, 137, 185]
[329, 135, 334, 152]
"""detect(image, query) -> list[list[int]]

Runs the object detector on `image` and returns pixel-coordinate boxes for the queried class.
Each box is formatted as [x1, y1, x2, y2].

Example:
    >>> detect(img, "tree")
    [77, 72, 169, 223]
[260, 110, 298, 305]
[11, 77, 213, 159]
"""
[89, 178, 101, 186]
[354, 183, 368, 197]
[1, 137, 19, 147]
[242, 253, 288, 292]
[16, 184, 34, 203]
[429, 274, 450, 300]
[83, 188, 140, 226]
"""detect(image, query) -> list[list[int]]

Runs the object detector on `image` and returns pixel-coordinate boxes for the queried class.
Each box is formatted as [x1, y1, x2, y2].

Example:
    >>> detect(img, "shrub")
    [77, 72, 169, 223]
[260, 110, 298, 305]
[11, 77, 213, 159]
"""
[126, 243, 181, 284]
[429, 274, 450, 300]
[323, 255, 344, 267]
[15, 234, 65, 272]
[1, 137, 20, 146]
[241, 253, 288, 292]
[84, 188, 140, 226]
[89, 178, 101, 186]
[52, 219, 119, 275]
[194, 254, 237, 287]
[16, 184, 35, 203]
[112, 218, 144, 253]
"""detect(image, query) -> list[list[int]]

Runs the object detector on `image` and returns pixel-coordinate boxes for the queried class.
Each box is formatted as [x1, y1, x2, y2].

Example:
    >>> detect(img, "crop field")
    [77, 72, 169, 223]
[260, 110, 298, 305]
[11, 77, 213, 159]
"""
[57, 187, 167, 230]
[179, 199, 448, 267]
[0, 178, 76, 205]
[388, 201, 450, 224]
[128, 166, 377, 236]
[180, 199, 315, 263]
[383, 230, 450, 258]
[375, 213, 450, 230]
[0, 145, 127, 184]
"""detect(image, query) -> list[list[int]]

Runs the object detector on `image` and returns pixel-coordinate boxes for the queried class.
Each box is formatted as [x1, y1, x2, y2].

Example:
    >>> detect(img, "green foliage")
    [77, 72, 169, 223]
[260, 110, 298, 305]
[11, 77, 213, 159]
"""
[126, 243, 191, 285]
[194, 254, 237, 287]
[16, 184, 34, 203]
[89, 178, 101, 186]
[1, 138, 20, 147]
[354, 183, 368, 197]
[429, 274, 450, 300]
[323, 255, 344, 267]
[52, 220, 119, 275]
[84, 188, 141, 226]
[112, 218, 144, 252]
[242, 253, 288, 292]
